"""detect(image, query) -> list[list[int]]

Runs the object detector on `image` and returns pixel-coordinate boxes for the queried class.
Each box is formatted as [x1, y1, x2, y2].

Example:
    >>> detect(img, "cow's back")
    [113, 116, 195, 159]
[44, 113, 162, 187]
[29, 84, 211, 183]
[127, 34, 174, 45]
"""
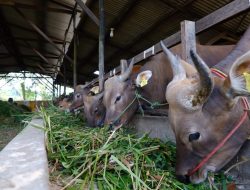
[136, 52, 172, 103]
[134, 44, 234, 104]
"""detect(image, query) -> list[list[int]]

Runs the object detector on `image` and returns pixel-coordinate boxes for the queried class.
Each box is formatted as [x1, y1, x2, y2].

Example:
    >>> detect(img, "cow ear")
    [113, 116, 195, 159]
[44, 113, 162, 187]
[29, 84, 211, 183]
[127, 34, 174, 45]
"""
[90, 86, 100, 95]
[227, 51, 250, 97]
[135, 70, 152, 87]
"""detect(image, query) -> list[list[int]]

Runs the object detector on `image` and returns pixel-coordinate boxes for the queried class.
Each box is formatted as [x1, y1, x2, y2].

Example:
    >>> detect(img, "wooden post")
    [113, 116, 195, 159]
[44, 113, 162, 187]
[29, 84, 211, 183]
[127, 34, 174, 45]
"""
[181, 20, 196, 64]
[52, 80, 55, 99]
[98, 0, 105, 92]
[59, 85, 61, 96]
[73, 12, 77, 89]
[63, 62, 66, 94]
[57, 85, 59, 97]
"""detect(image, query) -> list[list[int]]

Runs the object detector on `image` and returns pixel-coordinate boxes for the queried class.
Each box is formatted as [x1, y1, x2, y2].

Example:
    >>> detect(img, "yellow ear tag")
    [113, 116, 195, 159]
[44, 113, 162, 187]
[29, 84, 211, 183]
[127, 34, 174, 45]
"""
[140, 78, 148, 87]
[243, 72, 250, 92]
[90, 86, 99, 94]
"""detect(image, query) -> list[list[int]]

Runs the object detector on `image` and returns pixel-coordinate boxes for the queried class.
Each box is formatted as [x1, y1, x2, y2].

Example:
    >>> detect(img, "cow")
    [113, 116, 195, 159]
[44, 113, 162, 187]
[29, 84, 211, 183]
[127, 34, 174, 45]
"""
[58, 93, 74, 111]
[69, 85, 105, 127]
[160, 39, 250, 184]
[103, 44, 234, 128]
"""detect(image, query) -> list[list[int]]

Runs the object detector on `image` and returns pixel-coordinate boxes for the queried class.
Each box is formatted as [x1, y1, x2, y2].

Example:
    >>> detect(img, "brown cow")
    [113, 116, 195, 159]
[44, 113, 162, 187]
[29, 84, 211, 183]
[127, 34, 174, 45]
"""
[103, 44, 233, 128]
[58, 93, 74, 111]
[161, 41, 250, 184]
[69, 85, 105, 127]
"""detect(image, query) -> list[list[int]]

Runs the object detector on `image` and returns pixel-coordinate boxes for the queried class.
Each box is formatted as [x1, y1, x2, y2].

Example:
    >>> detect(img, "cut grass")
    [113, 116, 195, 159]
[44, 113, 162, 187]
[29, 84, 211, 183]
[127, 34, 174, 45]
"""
[0, 101, 30, 150]
[37, 106, 233, 190]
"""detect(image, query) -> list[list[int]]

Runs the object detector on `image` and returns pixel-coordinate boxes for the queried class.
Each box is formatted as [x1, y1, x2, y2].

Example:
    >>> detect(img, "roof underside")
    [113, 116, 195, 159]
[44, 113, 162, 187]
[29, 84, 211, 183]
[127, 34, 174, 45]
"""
[0, 0, 82, 77]
[0, 0, 250, 85]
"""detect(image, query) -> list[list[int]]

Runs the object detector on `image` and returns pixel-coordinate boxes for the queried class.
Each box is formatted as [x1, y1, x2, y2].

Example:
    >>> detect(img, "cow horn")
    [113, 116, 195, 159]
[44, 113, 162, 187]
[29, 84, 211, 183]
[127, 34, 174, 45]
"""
[119, 58, 134, 82]
[190, 50, 214, 106]
[160, 41, 186, 82]
[120, 59, 128, 74]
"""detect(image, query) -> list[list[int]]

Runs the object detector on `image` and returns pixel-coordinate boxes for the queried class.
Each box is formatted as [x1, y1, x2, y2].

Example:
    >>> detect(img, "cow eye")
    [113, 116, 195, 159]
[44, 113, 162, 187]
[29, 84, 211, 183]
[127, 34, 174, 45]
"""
[94, 107, 98, 113]
[76, 93, 81, 99]
[189, 132, 200, 142]
[115, 95, 121, 103]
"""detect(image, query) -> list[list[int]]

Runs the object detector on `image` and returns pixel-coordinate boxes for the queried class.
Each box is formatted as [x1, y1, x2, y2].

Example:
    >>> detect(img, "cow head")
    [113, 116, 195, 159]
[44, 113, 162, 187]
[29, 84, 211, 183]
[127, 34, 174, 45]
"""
[161, 41, 250, 184]
[70, 85, 105, 127]
[103, 59, 151, 127]
[83, 90, 105, 127]
[58, 97, 72, 110]
[69, 85, 86, 112]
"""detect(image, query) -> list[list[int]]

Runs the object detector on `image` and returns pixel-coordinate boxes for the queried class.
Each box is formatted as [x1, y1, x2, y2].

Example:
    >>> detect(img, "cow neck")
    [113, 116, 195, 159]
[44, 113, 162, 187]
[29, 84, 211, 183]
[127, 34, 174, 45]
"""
[188, 68, 249, 177]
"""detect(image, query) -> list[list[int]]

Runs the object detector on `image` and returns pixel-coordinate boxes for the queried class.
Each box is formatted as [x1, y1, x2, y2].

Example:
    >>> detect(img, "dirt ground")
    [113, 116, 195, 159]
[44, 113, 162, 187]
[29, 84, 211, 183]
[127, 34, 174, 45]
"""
[0, 116, 24, 151]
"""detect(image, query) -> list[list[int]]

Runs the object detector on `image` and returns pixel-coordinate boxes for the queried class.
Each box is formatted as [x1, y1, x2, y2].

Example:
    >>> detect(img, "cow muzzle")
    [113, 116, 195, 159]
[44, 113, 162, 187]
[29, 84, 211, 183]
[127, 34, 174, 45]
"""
[176, 175, 190, 184]
[109, 119, 122, 129]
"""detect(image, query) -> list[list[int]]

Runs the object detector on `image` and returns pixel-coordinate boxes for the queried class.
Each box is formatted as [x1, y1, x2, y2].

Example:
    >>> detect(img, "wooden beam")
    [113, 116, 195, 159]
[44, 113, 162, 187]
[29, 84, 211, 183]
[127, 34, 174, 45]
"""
[181, 20, 196, 64]
[98, 0, 105, 92]
[87, 0, 250, 87]
[196, 0, 250, 33]
[160, 0, 242, 42]
[73, 12, 77, 89]
[75, 0, 99, 26]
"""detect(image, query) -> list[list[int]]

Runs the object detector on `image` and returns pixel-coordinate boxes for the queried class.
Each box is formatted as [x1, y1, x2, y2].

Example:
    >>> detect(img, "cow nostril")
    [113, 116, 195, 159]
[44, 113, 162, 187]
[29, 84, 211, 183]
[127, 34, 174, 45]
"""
[176, 175, 190, 184]
[97, 121, 104, 128]
[108, 124, 114, 131]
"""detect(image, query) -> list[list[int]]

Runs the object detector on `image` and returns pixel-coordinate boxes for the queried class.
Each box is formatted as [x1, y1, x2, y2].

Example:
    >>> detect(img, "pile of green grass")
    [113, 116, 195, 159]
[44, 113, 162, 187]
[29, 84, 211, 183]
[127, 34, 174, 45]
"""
[38, 106, 232, 190]
[0, 101, 30, 122]
[0, 101, 31, 150]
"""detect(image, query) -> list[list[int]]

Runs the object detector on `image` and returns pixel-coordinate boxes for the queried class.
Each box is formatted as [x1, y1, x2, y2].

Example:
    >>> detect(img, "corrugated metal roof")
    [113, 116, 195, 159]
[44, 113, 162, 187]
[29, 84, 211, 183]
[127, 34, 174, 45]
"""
[0, 0, 249, 86]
